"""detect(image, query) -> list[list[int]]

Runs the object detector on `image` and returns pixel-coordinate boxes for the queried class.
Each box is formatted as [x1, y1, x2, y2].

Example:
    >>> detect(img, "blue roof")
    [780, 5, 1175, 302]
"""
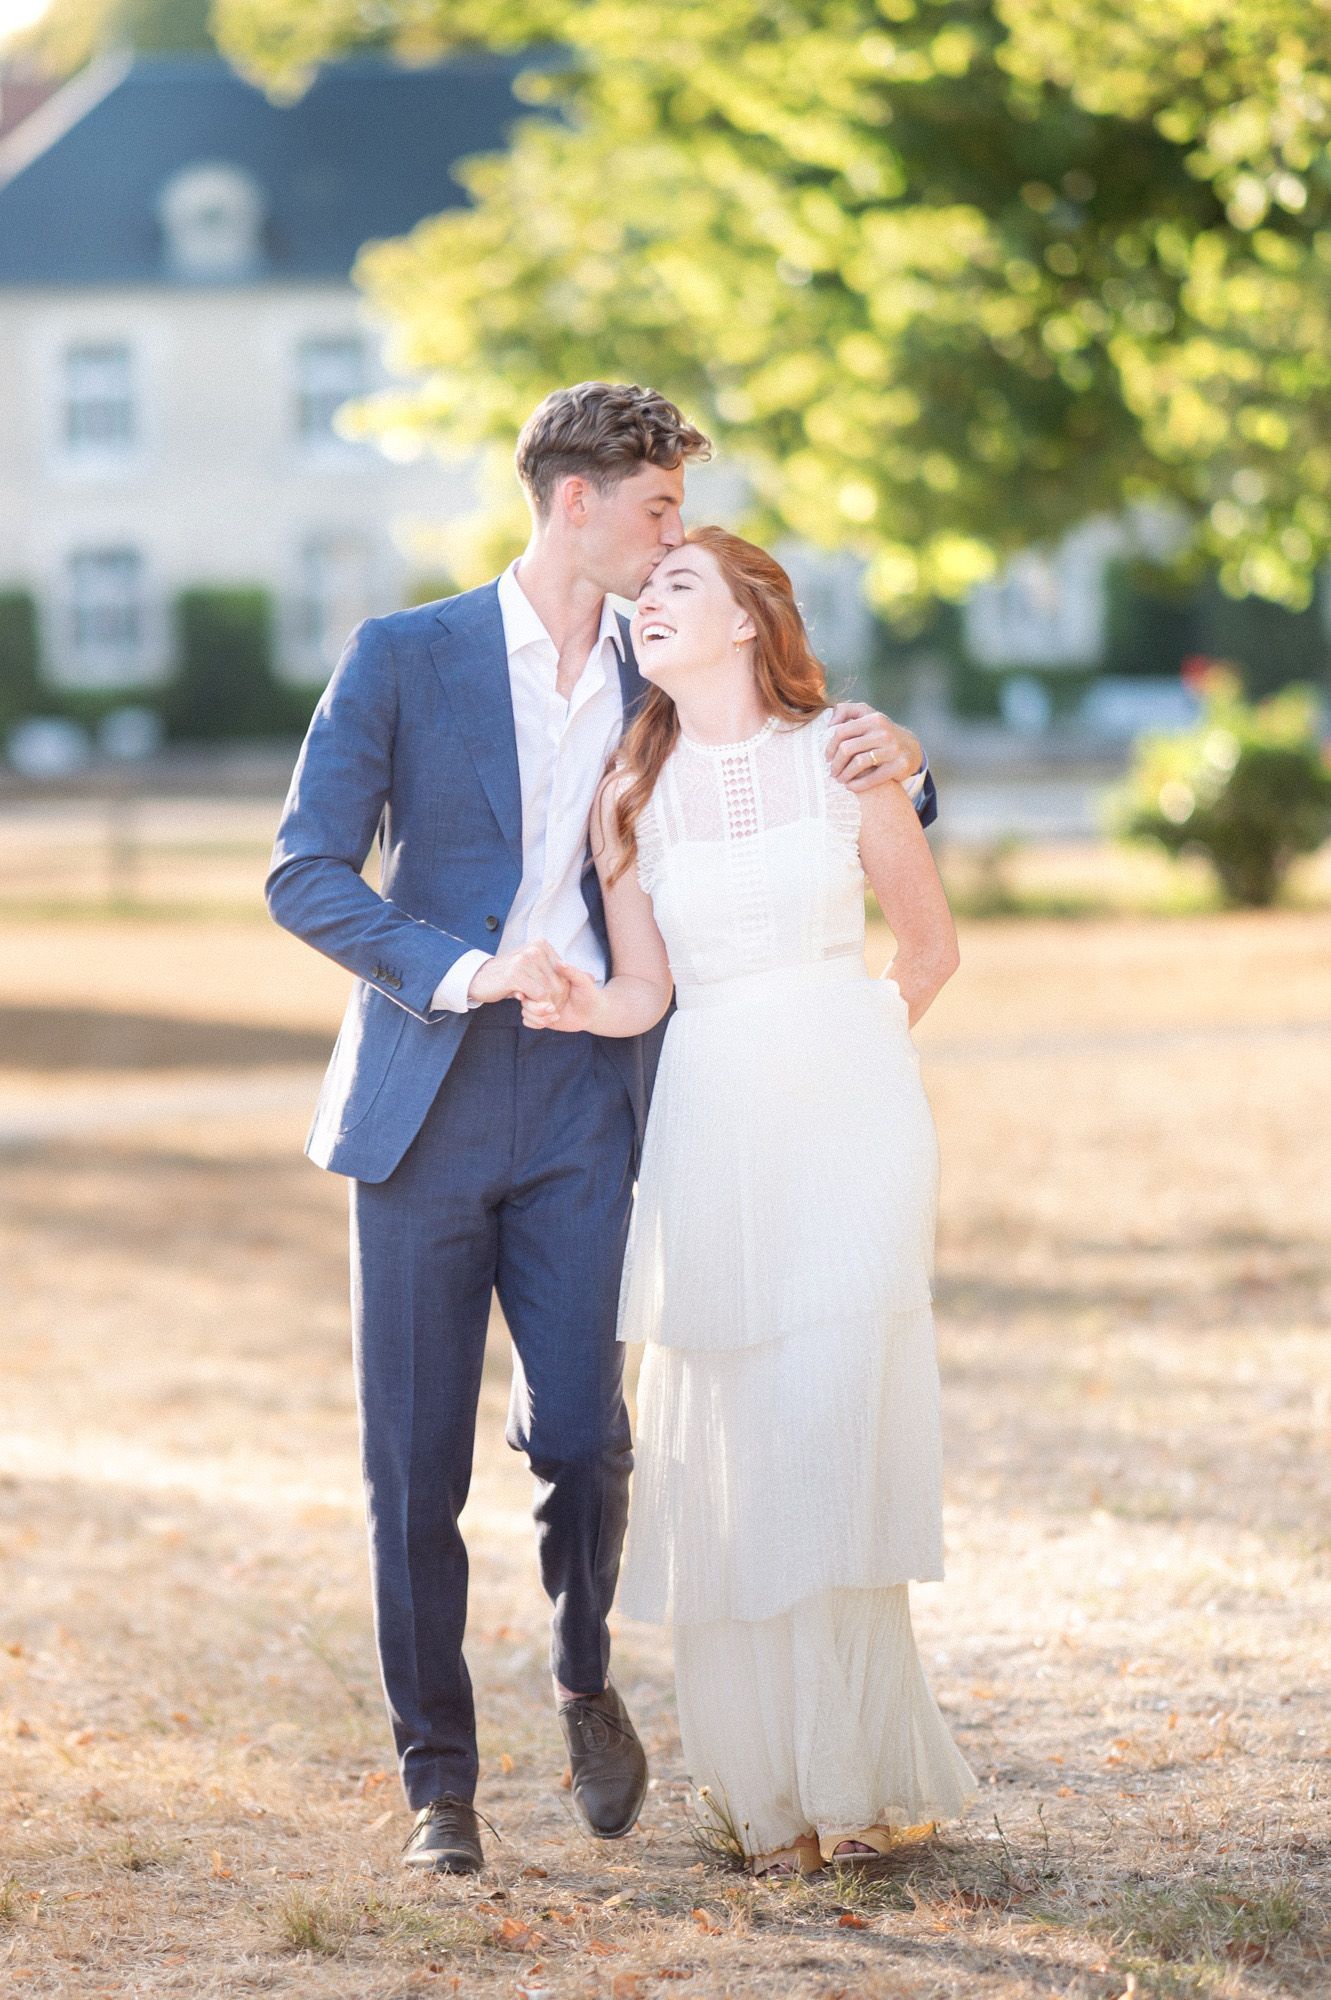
[0, 53, 532, 285]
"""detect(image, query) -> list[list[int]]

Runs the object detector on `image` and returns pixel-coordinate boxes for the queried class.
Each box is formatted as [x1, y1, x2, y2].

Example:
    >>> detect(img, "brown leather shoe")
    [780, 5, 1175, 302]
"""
[558, 1683, 648, 1839]
[401, 1794, 490, 1874]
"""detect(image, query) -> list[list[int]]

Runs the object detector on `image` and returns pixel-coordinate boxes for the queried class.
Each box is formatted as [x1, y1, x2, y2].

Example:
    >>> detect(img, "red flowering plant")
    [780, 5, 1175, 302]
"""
[1112, 662, 1331, 906]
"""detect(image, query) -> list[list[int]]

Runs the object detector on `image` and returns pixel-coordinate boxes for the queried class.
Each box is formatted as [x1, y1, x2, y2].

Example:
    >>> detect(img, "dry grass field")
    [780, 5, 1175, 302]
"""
[1, 899, 1329, 1999]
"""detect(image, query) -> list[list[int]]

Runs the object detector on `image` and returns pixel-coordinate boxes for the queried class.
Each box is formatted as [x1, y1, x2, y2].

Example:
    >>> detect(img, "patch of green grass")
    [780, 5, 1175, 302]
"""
[1095, 1872, 1295, 1968]
[0, 1876, 22, 1922]
[272, 1885, 358, 1957]
[818, 1863, 919, 1916]
[368, 1895, 493, 1955]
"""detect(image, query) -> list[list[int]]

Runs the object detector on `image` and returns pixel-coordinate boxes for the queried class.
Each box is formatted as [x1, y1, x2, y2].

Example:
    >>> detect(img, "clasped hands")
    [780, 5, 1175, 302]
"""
[466, 941, 596, 1031]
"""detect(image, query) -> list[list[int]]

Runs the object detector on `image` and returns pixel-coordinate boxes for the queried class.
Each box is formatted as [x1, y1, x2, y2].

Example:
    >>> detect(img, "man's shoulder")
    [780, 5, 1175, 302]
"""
[372, 580, 501, 649]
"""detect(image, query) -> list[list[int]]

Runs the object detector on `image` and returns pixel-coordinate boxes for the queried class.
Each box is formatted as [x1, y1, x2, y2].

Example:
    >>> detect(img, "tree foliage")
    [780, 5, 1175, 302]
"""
[217, 0, 1331, 608]
[11, 0, 215, 74]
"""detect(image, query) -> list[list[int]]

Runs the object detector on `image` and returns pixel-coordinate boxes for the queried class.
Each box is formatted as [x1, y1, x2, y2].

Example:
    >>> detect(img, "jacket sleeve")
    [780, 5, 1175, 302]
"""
[264, 616, 474, 1020]
[916, 766, 938, 830]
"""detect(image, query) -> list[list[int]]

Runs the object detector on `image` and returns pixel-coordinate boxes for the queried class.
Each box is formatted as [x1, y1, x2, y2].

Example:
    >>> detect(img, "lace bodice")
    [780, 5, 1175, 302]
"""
[636, 710, 864, 992]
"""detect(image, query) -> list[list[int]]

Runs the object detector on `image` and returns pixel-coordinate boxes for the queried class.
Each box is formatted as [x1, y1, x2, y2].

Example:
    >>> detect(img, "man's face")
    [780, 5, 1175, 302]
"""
[577, 460, 686, 600]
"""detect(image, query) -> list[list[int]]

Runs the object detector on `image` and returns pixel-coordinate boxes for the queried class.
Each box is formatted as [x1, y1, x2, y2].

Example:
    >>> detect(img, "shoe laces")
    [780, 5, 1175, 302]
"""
[563, 1699, 626, 1756]
[405, 1792, 501, 1849]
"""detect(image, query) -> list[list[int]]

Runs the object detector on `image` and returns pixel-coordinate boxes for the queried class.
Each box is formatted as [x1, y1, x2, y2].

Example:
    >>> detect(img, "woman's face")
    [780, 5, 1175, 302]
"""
[630, 544, 755, 690]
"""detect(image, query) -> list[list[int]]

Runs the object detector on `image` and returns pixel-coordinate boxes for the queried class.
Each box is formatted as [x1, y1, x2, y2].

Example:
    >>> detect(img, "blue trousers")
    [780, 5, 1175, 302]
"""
[349, 1005, 637, 1807]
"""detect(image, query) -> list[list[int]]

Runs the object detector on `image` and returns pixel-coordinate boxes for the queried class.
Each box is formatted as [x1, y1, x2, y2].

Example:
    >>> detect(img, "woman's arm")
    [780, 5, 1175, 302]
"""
[521, 774, 674, 1037]
[856, 776, 958, 1027]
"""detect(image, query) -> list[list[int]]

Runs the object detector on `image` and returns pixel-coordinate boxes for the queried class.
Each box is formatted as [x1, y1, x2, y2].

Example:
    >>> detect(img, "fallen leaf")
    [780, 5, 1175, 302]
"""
[495, 1916, 541, 1949]
[655, 1971, 690, 1982]
[499, 1753, 515, 1775]
[14, 1719, 35, 1739]
[838, 1911, 867, 1928]
[585, 1937, 621, 1956]
[519, 1865, 549, 1880]
[691, 1907, 723, 1935]
[210, 1851, 232, 1880]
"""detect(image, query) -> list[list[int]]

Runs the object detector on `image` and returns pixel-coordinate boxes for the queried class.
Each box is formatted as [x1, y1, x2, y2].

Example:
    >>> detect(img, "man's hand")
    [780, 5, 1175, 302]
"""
[521, 964, 601, 1034]
[826, 699, 923, 793]
[468, 941, 570, 1010]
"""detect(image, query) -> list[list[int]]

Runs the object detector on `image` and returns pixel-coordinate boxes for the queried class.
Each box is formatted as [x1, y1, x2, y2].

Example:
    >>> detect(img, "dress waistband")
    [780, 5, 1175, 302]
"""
[674, 955, 869, 1012]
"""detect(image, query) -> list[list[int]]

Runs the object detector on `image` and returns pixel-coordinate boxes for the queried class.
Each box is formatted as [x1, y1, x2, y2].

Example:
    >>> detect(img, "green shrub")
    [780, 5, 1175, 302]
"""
[161, 588, 312, 742]
[0, 589, 43, 732]
[1112, 664, 1331, 906]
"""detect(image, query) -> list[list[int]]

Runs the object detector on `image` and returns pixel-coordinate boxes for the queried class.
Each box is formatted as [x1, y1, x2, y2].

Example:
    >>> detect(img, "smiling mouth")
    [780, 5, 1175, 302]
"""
[640, 624, 675, 644]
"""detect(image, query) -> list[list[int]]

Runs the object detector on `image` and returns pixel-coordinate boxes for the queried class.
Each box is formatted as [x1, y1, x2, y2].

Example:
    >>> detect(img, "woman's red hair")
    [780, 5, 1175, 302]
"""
[607, 527, 829, 882]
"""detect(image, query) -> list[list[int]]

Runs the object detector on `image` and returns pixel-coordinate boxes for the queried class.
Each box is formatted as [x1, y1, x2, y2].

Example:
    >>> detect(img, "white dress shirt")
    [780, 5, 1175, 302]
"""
[431, 562, 930, 1013]
[431, 562, 628, 1012]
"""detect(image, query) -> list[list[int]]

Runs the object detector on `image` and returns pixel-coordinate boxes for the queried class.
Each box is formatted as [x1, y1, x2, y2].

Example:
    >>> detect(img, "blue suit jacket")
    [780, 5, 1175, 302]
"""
[266, 580, 938, 1184]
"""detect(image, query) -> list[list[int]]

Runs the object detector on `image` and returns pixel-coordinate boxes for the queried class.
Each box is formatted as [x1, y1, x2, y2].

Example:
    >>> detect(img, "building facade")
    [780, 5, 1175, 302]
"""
[0, 53, 526, 691]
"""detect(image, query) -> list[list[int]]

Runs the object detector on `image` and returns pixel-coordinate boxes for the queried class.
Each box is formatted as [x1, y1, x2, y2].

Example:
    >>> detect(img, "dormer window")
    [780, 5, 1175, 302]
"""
[158, 163, 266, 280]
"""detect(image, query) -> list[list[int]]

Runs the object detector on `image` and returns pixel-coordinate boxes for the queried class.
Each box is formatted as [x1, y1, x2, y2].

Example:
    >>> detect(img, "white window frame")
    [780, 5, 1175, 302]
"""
[60, 340, 136, 459]
[294, 334, 368, 449]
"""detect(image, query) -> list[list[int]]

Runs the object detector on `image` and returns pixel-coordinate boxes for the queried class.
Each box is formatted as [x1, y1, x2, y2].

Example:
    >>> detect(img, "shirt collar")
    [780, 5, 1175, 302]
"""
[497, 561, 625, 669]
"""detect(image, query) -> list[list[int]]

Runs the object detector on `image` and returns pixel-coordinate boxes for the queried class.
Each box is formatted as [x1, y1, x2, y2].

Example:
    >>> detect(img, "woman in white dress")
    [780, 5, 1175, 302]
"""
[523, 526, 975, 1876]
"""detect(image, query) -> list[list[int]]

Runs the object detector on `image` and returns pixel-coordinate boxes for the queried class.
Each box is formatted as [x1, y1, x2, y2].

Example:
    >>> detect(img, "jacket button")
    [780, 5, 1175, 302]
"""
[484, 915, 499, 932]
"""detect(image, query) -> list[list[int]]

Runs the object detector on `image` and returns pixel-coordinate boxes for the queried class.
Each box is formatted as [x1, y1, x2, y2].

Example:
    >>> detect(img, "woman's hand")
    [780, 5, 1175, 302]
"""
[521, 964, 602, 1033]
[467, 941, 569, 1010]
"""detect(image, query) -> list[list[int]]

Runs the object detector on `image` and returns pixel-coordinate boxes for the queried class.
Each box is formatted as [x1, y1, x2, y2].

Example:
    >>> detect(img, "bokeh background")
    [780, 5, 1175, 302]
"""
[0, 4, 1328, 1997]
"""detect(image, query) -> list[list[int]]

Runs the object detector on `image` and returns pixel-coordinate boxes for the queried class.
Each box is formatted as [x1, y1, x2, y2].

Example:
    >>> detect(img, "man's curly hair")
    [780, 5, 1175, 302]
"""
[516, 381, 711, 512]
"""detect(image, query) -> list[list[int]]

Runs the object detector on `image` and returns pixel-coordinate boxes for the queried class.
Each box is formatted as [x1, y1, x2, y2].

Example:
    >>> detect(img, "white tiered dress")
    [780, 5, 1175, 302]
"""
[616, 710, 975, 1860]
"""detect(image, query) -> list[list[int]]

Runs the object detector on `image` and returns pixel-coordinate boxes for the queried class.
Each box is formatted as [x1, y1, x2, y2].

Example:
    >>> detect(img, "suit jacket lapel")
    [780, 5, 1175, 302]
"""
[429, 583, 522, 865]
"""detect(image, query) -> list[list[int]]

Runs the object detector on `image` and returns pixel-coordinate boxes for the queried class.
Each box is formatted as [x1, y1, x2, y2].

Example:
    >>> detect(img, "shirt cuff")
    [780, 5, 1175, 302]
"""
[901, 752, 928, 804]
[432, 949, 491, 1014]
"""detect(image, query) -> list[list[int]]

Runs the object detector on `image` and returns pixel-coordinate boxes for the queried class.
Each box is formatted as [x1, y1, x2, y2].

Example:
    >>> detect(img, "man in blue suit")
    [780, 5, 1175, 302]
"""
[267, 382, 936, 1873]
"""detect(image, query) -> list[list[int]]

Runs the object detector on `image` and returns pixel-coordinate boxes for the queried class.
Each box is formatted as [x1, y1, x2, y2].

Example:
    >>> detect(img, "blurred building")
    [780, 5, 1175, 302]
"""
[0, 53, 525, 691]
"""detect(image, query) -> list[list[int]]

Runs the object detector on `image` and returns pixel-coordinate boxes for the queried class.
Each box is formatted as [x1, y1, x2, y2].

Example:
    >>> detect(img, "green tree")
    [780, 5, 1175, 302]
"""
[218, 0, 1331, 610]
[11, 0, 215, 75]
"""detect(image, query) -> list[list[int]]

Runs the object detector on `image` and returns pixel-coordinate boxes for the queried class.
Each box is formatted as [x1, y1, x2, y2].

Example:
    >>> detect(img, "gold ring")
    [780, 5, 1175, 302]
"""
[867, 748, 880, 768]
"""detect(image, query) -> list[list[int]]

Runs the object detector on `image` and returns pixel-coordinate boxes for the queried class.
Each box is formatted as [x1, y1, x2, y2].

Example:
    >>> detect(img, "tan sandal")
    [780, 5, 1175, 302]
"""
[750, 1831, 823, 1879]
[821, 1823, 895, 1865]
